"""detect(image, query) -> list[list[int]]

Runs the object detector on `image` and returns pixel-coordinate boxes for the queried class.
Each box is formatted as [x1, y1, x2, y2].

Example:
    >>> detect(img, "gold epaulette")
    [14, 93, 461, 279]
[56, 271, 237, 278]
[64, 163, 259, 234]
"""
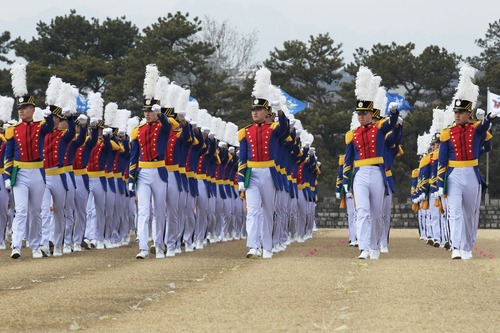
[345, 130, 354, 144]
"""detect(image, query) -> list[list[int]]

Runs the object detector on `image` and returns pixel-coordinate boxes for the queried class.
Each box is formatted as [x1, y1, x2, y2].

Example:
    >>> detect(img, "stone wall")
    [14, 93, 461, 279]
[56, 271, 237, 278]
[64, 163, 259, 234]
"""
[316, 197, 500, 229]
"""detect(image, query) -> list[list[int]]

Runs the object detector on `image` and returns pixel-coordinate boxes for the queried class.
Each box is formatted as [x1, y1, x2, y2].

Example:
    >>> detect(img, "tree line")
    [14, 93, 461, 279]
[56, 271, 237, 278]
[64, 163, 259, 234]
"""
[1, 10, 500, 201]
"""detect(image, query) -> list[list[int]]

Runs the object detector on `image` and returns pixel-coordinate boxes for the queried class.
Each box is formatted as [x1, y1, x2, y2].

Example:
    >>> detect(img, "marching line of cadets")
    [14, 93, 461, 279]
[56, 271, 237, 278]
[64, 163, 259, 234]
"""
[337, 65, 499, 260]
[0, 64, 321, 260]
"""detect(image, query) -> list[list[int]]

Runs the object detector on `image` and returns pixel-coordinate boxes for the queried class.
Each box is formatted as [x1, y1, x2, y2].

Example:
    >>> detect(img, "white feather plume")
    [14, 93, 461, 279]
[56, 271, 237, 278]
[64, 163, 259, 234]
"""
[10, 63, 28, 97]
[252, 67, 272, 99]
[104, 102, 118, 127]
[165, 83, 181, 108]
[0, 96, 14, 122]
[350, 112, 360, 130]
[417, 132, 432, 156]
[197, 109, 211, 130]
[176, 88, 190, 112]
[355, 66, 374, 101]
[218, 120, 227, 142]
[429, 108, 445, 135]
[369, 76, 382, 103]
[127, 116, 140, 138]
[45, 76, 63, 106]
[86, 92, 104, 120]
[453, 64, 479, 108]
[442, 105, 455, 128]
[294, 119, 303, 131]
[57, 83, 78, 114]
[373, 86, 387, 113]
[155, 76, 170, 107]
[186, 101, 199, 123]
[223, 122, 237, 146]
[143, 64, 159, 99]
[116, 109, 131, 132]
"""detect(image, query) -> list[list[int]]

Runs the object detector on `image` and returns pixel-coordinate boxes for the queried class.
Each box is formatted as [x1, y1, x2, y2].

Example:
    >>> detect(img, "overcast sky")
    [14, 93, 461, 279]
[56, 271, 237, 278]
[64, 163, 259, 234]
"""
[2, 0, 499, 65]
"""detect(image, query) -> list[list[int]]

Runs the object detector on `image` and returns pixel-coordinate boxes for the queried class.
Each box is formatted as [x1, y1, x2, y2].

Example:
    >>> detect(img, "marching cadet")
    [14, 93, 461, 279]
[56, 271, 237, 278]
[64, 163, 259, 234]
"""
[5, 63, 54, 259]
[86, 93, 113, 250]
[0, 96, 14, 251]
[238, 68, 288, 259]
[436, 65, 499, 259]
[40, 81, 76, 257]
[193, 126, 213, 249]
[62, 111, 88, 253]
[184, 118, 203, 251]
[129, 97, 172, 259]
[342, 67, 399, 260]
[112, 111, 132, 247]
[72, 115, 98, 251]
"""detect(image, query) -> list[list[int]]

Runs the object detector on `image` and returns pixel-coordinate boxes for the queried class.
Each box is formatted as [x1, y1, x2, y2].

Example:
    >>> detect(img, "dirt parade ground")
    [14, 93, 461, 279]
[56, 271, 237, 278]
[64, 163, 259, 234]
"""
[0, 228, 499, 332]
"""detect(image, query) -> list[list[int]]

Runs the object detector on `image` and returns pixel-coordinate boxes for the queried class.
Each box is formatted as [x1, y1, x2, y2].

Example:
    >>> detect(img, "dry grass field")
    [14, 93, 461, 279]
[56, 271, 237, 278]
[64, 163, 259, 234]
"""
[0, 229, 499, 332]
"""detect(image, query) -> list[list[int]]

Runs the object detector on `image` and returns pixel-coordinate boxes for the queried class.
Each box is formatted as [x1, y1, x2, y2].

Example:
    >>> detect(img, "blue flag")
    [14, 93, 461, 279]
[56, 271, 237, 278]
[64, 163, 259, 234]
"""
[76, 95, 88, 113]
[281, 89, 307, 114]
[385, 92, 413, 114]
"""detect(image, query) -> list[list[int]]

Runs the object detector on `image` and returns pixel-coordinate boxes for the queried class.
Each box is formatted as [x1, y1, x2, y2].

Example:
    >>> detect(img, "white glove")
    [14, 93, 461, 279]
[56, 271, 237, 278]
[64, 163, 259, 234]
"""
[303, 141, 310, 149]
[77, 114, 88, 125]
[437, 187, 444, 197]
[397, 116, 403, 126]
[128, 183, 134, 192]
[388, 102, 398, 112]
[419, 193, 427, 201]
[4, 179, 11, 190]
[412, 198, 419, 204]
[271, 100, 281, 112]
[489, 108, 500, 118]
[90, 117, 98, 127]
[335, 192, 341, 200]
[190, 120, 198, 128]
[43, 108, 52, 117]
[476, 108, 485, 121]
[117, 129, 126, 137]
[430, 191, 436, 199]
[308, 147, 315, 156]
[103, 128, 112, 137]
[238, 182, 246, 192]
[208, 133, 215, 139]
[177, 111, 186, 121]
[152, 104, 162, 114]
[346, 192, 353, 198]
[62, 109, 72, 117]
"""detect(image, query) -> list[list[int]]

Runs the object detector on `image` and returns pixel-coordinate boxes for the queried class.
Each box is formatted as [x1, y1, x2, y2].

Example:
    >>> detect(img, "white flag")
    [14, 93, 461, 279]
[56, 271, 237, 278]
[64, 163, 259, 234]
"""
[487, 90, 500, 114]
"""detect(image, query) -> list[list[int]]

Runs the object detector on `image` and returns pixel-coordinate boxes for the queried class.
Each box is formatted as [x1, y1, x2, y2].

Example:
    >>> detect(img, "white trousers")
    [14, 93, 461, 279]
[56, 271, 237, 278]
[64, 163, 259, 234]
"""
[245, 168, 275, 252]
[63, 176, 76, 246]
[446, 167, 481, 251]
[136, 168, 167, 252]
[380, 191, 392, 246]
[184, 193, 197, 245]
[41, 175, 67, 249]
[353, 166, 385, 251]
[11, 169, 45, 250]
[89, 177, 106, 242]
[215, 187, 225, 239]
[195, 179, 209, 242]
[297, 190, 308, 238]
[346, 196, 357, 243]
[104, 180, 115, 241]
[165, 171, 179, 251]
[0, 176, 9, 242]
[73, 175, 89, 245]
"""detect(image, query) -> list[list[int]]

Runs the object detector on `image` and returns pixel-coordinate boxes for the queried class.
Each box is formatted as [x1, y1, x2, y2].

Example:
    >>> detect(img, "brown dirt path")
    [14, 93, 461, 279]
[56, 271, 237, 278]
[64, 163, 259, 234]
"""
[0, 229, 498, 332]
